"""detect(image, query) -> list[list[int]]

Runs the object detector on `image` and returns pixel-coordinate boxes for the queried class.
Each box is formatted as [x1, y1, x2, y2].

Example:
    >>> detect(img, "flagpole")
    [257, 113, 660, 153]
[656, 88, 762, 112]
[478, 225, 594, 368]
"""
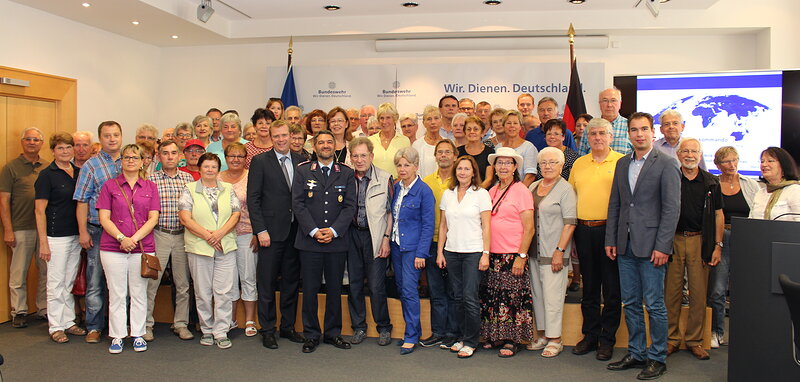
[568, 23, 575, 64]
[287, 36, 293, 71]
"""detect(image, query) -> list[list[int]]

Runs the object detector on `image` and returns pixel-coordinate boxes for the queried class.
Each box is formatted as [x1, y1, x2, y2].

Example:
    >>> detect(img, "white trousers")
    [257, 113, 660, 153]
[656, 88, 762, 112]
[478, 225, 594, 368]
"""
[9, 229, 46, 316]
[45, 236, 82, 333]
[100, 251, 149, 339]
[529, 260, 570, 338]
[234, 234, 257, 302]
[147, 230, 191, 328]
[188, 250, 235, 339]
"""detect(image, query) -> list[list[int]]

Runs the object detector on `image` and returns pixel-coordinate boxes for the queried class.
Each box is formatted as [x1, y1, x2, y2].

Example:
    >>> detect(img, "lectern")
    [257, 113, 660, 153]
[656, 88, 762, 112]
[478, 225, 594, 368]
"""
[729, 217, 800, 381]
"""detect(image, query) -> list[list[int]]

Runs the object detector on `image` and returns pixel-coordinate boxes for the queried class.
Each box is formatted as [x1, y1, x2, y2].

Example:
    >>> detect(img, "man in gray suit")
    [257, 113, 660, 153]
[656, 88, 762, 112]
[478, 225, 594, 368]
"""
[604, 112, 681, 380]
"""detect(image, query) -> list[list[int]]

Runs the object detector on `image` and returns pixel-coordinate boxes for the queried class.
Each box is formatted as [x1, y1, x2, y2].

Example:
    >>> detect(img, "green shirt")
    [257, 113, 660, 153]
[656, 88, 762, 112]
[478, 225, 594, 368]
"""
[0, 155, 49, 231]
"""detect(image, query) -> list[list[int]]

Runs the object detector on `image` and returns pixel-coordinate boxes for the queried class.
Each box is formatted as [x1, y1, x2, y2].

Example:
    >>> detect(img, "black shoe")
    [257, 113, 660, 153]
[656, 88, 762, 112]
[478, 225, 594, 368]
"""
[262, 333, 278, 349]
[323, 336, 352, 349]
[637, 360, 667, 380]
[572, 338, 598, 355]
[280, 329, 305, 343]
[439, 337, 457, 349]
[568, 282, 581, 292]
[607, 353, 647, 371]
[419, 335, 444, 347]
[377, 331, 392, 346]
[350, 329, 367, 345]
[596, 343, 614, 361]
[302, 339, 319, 353]
[12, 314, 27, 328]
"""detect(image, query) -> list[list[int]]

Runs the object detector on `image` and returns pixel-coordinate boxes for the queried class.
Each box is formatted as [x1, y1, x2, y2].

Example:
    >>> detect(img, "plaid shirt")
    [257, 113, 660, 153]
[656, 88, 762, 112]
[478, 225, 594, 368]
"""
[73, 150, 121, 225]
[578, 114, 632, 156]
[148, 169, 194, 231]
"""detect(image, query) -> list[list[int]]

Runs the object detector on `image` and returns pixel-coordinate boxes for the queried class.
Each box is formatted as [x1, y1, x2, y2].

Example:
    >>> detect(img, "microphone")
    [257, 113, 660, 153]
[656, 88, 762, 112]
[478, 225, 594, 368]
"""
[771, 213, 800, 221]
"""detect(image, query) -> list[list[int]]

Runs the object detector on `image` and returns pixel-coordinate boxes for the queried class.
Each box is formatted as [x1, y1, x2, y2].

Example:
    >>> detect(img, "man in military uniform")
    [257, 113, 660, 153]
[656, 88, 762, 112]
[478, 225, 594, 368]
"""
[292, 130, 357, 353]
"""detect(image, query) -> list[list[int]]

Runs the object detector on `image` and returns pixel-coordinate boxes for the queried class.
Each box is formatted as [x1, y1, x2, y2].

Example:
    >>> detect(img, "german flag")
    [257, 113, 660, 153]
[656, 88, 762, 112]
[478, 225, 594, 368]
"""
[563, 58, 586, 133]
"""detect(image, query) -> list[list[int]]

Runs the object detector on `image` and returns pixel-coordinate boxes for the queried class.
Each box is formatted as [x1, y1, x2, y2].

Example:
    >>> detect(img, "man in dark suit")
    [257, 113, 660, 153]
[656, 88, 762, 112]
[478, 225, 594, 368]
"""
[605, 112, 681, 380]
[292, 130, 357, 353]
[247, 120, 305, 349]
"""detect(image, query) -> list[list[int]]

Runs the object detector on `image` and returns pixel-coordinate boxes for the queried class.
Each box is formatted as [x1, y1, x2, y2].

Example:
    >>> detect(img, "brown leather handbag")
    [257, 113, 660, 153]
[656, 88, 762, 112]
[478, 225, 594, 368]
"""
[116, 180, 161, 279]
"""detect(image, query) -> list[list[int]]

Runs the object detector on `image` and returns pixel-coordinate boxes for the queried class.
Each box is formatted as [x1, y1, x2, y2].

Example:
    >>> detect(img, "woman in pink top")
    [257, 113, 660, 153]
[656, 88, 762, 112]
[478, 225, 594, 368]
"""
[97, 144, 160, 354]
[220, 142, 258, 337]
[479, 147, 535, 358]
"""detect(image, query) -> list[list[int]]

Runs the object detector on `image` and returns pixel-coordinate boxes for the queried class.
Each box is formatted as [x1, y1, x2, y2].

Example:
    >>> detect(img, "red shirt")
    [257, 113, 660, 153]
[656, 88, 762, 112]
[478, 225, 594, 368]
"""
[179, 166, 200, 181]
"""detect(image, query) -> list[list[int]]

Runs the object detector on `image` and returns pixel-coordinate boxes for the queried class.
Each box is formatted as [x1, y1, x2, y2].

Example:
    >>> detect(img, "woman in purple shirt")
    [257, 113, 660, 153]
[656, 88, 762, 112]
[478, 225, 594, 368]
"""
[97, 144, 160, 354]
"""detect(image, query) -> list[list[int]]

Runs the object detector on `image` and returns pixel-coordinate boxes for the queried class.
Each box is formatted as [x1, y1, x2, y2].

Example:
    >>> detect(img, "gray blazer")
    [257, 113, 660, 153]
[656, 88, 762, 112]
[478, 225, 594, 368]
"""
[529, 177, 577, 264]
[605, 148, 681, 257]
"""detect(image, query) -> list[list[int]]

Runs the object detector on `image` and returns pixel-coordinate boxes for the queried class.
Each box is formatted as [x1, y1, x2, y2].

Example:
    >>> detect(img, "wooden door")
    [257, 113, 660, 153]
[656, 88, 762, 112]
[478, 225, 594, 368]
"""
[0, 67, 76, 322]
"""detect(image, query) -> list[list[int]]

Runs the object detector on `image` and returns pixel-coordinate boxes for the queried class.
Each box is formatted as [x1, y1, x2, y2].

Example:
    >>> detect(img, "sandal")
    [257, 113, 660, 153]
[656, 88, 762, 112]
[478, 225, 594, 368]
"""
[541, 341, 564, 358]
[450, 341, 464, 352]
[526, 337, 548, 351]
[65, 325, 87, 336]
[498, 342, 519, 358]
[482, 340, 502, 350]
[458, 346, 475, 358]
[244, 321, 257, 337]
[50, 330, 69, 343]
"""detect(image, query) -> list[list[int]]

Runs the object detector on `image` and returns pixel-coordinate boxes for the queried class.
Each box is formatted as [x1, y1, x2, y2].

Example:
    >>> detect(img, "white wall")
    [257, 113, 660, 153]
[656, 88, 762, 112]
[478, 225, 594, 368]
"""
[155, 33, 758, 127]
[0, 0, 161, 141]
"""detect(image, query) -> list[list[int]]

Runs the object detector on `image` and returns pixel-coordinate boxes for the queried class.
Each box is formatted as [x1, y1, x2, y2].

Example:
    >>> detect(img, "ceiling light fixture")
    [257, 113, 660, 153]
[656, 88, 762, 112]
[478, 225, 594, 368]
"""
[131, 20, 140, 25]
[568, 0, 585, 4]
[324, 5, 341, 11]
[197, 0, 214, 23]
[483, 0, 501, 5]
[402, 2, 419, 7]
[660, 0, 671, 2]
[81, 2, 91, 7]
[171, 35, 179, 39]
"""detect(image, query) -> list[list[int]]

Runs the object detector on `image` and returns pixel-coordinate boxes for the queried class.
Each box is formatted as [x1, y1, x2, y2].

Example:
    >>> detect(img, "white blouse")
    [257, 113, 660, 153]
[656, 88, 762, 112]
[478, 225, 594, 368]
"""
[749, 183, 800, 221]
[440, 186, 492, 253]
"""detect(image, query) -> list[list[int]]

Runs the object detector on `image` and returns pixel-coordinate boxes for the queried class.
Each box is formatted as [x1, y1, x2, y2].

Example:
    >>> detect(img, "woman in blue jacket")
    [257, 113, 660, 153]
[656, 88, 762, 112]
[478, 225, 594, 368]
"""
[391, 146, 435, 355]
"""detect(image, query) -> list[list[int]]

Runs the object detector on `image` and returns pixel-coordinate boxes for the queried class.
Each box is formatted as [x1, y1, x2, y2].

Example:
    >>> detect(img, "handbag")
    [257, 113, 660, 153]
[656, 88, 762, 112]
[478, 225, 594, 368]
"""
[116, 180, 161, 280]
[71, 249, 88, 295]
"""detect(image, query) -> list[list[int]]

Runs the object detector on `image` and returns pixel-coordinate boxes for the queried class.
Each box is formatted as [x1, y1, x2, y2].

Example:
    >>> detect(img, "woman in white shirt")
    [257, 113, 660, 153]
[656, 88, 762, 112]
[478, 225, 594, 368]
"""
[749, 147, 800, 221]
[436, 156, 491, 358]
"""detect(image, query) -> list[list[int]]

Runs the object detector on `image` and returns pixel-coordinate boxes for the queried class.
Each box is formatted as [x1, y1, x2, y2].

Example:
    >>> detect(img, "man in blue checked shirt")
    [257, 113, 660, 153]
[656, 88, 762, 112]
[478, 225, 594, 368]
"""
[73, 121, 122, 344]
[578, 88, 632, 156]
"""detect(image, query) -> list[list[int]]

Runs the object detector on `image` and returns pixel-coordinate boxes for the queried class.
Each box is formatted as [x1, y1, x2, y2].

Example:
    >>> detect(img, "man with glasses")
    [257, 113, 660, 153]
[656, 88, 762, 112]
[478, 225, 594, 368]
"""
[458, 98, 476, 116]
[73, 121, 124, 342]
[1, 127, 49, 328]
[579, 88, 632, 156]
[664, 138, 722, 361]
[568, 118, 624, 361]
[180, 139, 205, 181]
[206, 108, 223, 142]
[525, 97, 578, 151]
[358, 105, 376, 137]
[654, 110, 707, 170]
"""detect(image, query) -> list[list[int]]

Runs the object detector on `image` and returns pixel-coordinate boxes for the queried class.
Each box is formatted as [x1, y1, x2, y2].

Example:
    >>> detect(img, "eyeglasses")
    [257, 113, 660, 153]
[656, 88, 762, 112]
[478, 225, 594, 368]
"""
[177, 133, 192, 139]
[23, 137, 43, 143]
[137, 135, 156, 141]
[678, 149, 701, 155]
[185, 149, 205, 154]
[227, 155, 246, 160]
[588, 130, 609, 136]
[539, 160, 561, 168]
[495, 160, 516, 167]
[717, 159, 738, 165]
[122, 155, 142, 162]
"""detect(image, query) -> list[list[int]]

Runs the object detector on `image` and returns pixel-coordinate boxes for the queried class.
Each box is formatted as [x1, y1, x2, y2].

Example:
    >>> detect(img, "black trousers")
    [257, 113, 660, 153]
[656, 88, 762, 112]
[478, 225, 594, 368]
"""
[574, 223, 621, 346]
[300, 249, 347, 340]
[346, 228, 392, 333]
[256, 222, 300, 335]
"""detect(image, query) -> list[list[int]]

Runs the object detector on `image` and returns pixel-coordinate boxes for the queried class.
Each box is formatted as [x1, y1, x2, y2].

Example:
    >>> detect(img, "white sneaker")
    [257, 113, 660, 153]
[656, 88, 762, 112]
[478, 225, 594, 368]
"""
[718, 333, 727, 346]
[710, 332, 720, 349]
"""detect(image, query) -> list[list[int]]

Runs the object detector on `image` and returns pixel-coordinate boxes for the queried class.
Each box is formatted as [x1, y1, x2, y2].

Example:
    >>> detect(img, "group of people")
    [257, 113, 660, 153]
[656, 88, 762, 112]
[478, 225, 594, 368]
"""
[3, 89, 800, 380]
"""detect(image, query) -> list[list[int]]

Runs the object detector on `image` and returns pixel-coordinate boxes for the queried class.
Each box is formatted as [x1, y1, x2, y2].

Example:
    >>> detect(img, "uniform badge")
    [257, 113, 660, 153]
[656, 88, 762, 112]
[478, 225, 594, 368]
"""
[338, 195, 343, 203]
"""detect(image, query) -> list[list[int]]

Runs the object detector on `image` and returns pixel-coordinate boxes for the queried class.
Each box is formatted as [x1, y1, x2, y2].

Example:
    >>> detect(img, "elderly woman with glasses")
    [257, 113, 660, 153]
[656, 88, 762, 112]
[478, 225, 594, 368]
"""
[527, 147, 577, 357]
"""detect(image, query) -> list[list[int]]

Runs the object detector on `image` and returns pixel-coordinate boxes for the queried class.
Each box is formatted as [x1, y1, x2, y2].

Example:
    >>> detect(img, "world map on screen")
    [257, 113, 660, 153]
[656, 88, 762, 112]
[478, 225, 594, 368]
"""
[654, 94, 771, 142]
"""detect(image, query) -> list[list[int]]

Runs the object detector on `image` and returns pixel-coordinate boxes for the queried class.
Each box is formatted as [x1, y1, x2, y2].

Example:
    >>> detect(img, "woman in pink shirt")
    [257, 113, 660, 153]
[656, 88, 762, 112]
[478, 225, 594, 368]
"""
[97, 144, 160, 354]
[479, 147, 535, 358]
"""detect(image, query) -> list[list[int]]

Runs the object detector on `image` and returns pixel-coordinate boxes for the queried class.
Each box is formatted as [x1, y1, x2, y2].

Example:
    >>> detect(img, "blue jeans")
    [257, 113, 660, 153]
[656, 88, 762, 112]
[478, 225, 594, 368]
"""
[443, 250, 483, 348]
[85, 224, 107, 332]
[707, 229, 731, 336]
[618, 241, 668, 363]
[392, 243, 423, 344]
[426, 243, 459, 338]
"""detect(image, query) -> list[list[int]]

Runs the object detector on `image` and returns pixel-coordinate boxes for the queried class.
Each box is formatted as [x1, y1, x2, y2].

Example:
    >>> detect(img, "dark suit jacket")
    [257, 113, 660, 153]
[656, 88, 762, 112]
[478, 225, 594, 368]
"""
[605, 148, 681, 257]
[292, 161, 356, 253]
[247, 149, 304, 242]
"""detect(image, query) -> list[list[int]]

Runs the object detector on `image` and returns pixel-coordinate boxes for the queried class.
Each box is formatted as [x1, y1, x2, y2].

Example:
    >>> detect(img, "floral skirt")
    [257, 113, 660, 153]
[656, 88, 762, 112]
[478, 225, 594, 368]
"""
[479, 253, 534, 343]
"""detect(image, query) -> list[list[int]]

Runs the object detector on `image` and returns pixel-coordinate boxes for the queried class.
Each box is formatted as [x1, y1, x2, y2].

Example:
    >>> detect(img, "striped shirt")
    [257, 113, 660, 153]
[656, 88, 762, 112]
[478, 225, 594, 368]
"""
[578, 114, 632, 156]
[148, 169, 194, 231]
[73, 150, 121, 225]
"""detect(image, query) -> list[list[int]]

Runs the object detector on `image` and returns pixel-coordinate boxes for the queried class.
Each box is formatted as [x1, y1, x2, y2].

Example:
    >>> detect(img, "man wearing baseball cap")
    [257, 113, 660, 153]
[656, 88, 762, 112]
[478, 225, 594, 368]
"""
[180, 139, 205, 181]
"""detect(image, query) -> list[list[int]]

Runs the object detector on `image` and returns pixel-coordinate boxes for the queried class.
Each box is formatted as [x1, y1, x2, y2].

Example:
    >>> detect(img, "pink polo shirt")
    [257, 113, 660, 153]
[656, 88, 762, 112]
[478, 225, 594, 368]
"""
[96, 174, 161, 253]
[489, 182, 534, 254]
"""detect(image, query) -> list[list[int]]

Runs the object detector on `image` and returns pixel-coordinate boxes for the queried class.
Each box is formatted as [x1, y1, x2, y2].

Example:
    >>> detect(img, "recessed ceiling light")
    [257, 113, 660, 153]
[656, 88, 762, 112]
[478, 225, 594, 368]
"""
[171, 35, 179, 39]
[568, 0, 585, 4]
[660, 0, 671, 3]
[402, 2, 419, 7]
[483, 0, 501, 5]
[131, 20, 140, 25]
[323, 5, 340, 11]
[81, 2, 91, 7]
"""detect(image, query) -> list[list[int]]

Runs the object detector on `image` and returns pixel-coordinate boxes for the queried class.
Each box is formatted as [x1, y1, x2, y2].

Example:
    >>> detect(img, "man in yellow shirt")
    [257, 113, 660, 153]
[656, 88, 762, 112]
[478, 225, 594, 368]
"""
[420, 139, 458, 348]
[568, 118, 625, 361]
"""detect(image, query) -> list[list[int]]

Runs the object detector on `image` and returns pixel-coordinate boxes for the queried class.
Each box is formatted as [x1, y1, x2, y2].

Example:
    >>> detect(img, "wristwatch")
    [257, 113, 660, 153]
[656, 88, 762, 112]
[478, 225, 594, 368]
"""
[482, 250, 490, 255]
[556, 247, 566, 253]
[716, 241, 724, 248]
[518, 252, 528, 259]
[116, 233, 126, 242]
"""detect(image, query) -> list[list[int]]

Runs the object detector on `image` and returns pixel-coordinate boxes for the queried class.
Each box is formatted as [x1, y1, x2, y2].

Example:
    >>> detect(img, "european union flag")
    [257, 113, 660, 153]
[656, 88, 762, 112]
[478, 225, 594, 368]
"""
[281, 65, 298, 107]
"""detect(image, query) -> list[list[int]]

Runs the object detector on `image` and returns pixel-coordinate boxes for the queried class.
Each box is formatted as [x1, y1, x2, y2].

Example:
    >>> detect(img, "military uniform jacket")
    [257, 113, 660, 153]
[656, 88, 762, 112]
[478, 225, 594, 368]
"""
[292, 160, 356, 253]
